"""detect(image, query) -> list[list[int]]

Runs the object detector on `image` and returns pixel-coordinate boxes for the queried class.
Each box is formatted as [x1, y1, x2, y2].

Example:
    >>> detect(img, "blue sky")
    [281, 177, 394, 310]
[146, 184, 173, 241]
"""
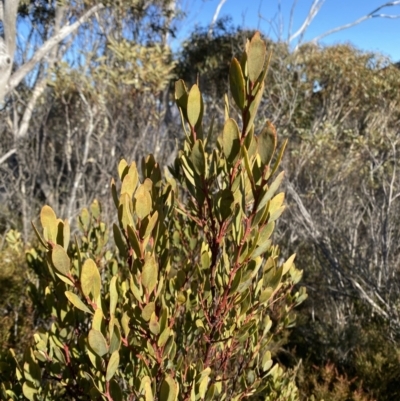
[175, 0, 400, 61]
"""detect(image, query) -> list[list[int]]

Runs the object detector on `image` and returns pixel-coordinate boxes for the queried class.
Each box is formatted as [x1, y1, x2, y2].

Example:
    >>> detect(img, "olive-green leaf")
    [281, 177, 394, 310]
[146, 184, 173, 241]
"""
[258, 120, 277, 166]
[262, 350, 273, 372]
[282, 254, 296, 275]
[149, 312, 160, 335]
[121, 173, 136, 198]
[81, 259, 101, 299]
[135, 186, 152, 219]
[269, 192, 285, 214]
[142, 255, 158, 293]
[65, 291, 92, 314]
[113, 223, 127, 258]
[222, 118, 241, 165]
[247, 31, 266, 82]
[160, 375, 179, 401]
[175, 79, 188, 110]
[158, 327, 171, 347]
[62, 219, 70, 251]
[190, 139, 206, 176]
[187, 84, 202, 127]
[142, 302, 155, 321]
[109, 323, 122, 354]
[79, 208, 90, 232]
[257, 171, 285, 213]
[51, 244, 70, 276]
[230, 57, 246, 110]
[106, 351, 120, 381]
[117, 159, 128, 180]
[92, 308, 103, 331]
[127, 225, 142, 258]
[22, 382, 38, 401]
[245, 81, 264, 135]
[109, 379, 123, 401]
[259, 287, 273, 304]
[142, 376, 154, 401]
[40, 205, 58, 242]
[88, 329, 108, 357]
[141, 211, 159, 239]
[109, 276, 118, 316]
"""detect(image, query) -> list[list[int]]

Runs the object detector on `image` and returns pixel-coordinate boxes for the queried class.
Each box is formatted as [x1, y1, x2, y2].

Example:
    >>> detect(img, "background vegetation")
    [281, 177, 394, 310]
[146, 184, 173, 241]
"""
[1, 1, 400, 400]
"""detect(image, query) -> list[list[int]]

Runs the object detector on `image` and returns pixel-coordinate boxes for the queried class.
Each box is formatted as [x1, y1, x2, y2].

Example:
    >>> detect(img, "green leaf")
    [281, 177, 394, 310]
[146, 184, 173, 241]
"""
[22, 382, 38, 401]
[270, 138, 288, 177]
[140, 211, 159, 239]
[55, 272, 74, 286]
[109, 324, 122, 354]
[111, 178, 119, 209]
[121, 312, 130, 338]
[160, 375, 179, 401]
[90, 199, 101, 219]
[142, 302, 155, 321]
[142, 255, 158, 293]
[81, 259, 101, 300]
[40, 205, 58, 242]
[92, 308, 103, 331]
[217, 189, 235, 221]
[175, 79, 188, 110]
[187, 84, 202, 127]
[258, 222, 275, 246]
[31, 222, 48, 248]
[109, 276, 118, 316]
[190, 139, 206, 176]
[88, 329, 108, 357]
[259, 287, 273, 304]
[247, 31, 266, 82]
[269, 205, 285, 222]
[119, 193, 134, 229]
[79, 208, 90, 232]
[113, 223, 127, 258]
[127, 225, 142, 258]
[51, 244, 70, 276]
[149, 312, 160, 335]
[222, 118, 241, 165]
[62, 219, 70, 251]
[109, 379, 123, 401]
[269, 192, 285, 214]
[65, 291, 93, 314]
[135, 186, 152, 219]
[106, 351, 120, 381]
[245, 82, 264, 135]
[121, 173, 136, 198]
[258, 120, 277, 166]
[230, 57, 246, 110]
[142, 376, 154, 401]
[282, 254, 296, 275]
[262, 350, 273, 372]
[23, 359, 41, 386]
[257, 171, 285, 213]
[158, 327, 171, 347]
[118, 159, 128, 180]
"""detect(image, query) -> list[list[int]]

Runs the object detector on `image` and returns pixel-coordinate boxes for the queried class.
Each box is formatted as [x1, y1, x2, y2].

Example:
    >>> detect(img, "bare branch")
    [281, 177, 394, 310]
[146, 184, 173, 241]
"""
[310, 1, 400, 44]
[288, 0, 299, 42]
[0, 0, 19, 103]
[289, 0, 326, 44]
[16, 4, 66, 140]
[5, 4, 104, 100]
[208, 0, 228, 38]
[0, 148, 16, 165]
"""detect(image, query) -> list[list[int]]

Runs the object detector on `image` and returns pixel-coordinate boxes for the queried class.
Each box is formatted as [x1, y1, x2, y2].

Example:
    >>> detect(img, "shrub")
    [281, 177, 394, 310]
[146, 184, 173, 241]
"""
[0, 33, 306, 401]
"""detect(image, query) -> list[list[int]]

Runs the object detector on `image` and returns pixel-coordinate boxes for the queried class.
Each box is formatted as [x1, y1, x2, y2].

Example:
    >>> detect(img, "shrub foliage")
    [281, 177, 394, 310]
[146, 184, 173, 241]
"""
[0, 33, 306, 400]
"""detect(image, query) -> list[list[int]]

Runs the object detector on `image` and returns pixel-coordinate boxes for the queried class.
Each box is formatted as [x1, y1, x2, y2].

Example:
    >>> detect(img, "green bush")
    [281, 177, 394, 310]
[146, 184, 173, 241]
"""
[0, 33, 306, 400]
